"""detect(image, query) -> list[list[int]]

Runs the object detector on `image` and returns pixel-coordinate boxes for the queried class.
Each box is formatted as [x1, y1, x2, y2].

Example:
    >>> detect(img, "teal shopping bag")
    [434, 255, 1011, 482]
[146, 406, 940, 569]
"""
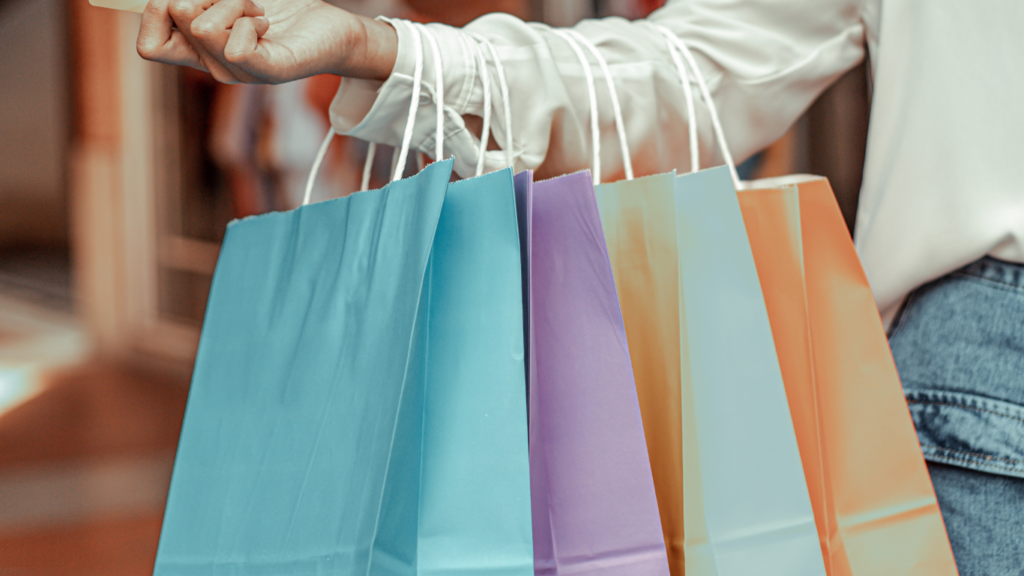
[413, 168, 533, 576]
[153, 159, 534, 575]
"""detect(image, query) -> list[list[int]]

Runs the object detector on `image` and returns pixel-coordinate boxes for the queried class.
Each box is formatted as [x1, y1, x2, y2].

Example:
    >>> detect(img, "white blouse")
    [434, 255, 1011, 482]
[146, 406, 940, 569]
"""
[329, 0, 1024, 323]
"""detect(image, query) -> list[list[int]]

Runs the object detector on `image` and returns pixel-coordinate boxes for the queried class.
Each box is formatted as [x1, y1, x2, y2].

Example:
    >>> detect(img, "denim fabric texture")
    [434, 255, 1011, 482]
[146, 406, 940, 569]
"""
[927, 463, 1024, 575]
[889, 256, 1024, 575]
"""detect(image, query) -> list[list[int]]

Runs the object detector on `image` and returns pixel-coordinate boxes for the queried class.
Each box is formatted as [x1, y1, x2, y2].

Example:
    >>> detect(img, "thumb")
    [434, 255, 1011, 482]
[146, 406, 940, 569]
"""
[223, 17, 271, 74]
[251, 14, 271, 38]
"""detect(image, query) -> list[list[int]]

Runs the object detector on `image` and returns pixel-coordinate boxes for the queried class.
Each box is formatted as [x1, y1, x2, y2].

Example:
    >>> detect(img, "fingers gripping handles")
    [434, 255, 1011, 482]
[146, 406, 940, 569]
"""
[302, 20, 445, 206]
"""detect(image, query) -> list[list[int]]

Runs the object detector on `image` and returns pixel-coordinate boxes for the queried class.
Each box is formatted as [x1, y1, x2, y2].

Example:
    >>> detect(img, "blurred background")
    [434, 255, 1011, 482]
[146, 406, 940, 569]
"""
[0, 0, 868, 572]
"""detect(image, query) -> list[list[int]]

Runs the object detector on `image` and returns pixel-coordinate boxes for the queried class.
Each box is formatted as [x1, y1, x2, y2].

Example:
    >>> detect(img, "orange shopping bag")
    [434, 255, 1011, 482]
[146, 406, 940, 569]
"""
[738, 178, 959, 576]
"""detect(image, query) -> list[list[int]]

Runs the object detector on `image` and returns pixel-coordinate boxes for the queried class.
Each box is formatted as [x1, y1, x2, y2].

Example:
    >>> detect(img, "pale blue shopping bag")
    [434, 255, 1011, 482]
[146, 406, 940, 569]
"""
[674, 166, 822, 576]
[153, 158, 533, 575]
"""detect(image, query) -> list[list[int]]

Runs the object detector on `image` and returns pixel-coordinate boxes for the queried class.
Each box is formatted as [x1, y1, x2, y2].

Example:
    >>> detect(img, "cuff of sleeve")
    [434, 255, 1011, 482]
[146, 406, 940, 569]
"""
[328, 17, 483, 166]
[328, 17, 414, 144]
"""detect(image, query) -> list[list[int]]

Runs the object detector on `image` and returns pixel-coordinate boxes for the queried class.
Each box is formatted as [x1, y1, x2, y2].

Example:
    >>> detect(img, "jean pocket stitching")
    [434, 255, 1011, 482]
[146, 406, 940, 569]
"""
[921, 444, 1024, 466]
[921, 445, 1024, 473]
[951, 270, 1024, 295]
[906, 398, 1024, 427]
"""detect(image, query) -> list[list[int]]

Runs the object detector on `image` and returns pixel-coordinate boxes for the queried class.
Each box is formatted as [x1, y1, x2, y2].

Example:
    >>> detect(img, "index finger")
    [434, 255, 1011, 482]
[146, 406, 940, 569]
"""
[137, 0, 205, 69]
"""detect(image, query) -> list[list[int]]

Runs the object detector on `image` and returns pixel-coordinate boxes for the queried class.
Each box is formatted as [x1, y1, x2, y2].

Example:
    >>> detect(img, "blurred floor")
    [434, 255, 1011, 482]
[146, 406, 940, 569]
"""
[0, 249, 74, 314]
[0, 252, 189, 576]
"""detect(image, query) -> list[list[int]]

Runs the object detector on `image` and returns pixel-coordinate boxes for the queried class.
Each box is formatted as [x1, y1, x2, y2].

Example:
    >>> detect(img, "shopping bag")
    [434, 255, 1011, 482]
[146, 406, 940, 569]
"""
[549, 30, 686, 574]
[154, 158, 534, 575]
[155, 21, 534, 574]
[738, 178, 959, 575]
[674, 166, 825, 576]
[517, 168, 669, 575]
[587, 28, 823, 575]
[415, 167, 534, 575]
[599, 170, 822, 576]
[153, 158, 441, 574]
[658, 27, 953, 574]
[594, 172, 686, 574]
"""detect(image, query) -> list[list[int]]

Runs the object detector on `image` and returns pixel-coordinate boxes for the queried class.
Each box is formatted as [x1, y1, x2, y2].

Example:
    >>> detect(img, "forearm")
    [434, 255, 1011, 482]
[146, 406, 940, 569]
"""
[330, 14, 398, 82]
[331, 12, 706, 180]
[329, 0, 868, 180]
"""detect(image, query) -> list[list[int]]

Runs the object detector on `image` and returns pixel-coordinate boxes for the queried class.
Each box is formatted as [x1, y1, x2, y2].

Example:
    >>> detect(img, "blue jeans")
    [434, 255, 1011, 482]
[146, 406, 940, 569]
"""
[889, 257, 1024, 575]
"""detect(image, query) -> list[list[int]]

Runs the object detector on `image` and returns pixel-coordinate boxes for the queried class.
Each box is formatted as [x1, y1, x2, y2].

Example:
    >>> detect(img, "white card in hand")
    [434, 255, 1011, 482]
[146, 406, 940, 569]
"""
[89, 0, 147, 13]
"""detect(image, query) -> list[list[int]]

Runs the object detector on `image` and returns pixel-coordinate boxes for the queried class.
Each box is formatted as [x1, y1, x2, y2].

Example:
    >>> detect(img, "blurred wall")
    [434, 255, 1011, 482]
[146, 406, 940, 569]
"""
[807, 61, 870, 234]
[0, 0, 69, 249]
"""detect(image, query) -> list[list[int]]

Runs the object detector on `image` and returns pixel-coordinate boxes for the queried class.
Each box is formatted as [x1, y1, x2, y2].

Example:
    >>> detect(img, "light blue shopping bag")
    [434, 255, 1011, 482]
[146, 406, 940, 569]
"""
[674, 166, 823, 576]
[153, 157, 534, 575]
[658, 31, 823, 574]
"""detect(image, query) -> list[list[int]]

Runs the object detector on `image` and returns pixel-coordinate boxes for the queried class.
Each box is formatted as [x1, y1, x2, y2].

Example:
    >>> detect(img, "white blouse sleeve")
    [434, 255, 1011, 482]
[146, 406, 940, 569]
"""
[328, 0, 868, 182]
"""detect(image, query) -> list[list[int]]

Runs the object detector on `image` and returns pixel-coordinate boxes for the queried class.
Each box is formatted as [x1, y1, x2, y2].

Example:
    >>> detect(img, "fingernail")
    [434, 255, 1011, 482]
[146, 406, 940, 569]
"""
[253, 1, 262, 9]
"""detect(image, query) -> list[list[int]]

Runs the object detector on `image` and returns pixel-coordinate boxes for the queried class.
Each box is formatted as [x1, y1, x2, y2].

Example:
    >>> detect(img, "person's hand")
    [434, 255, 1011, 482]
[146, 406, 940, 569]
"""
[136, 0, 398, 84]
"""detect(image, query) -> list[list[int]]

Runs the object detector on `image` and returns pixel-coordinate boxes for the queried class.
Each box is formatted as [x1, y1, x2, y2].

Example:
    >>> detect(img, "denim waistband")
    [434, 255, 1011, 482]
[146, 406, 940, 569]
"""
[889, 257, 1024, 478]
[955, 256, 1024, 291]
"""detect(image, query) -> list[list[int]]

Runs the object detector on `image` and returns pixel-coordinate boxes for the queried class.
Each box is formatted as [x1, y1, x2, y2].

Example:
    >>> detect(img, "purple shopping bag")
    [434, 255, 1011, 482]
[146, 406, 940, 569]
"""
[515, 170, 670, 576]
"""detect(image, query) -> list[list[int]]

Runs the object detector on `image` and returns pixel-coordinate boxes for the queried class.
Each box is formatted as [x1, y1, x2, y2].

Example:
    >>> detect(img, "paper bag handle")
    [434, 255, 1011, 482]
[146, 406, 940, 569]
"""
[471, 33, 515, 172]
[565, 30, 634, 182]
[302, 19, 437, 205]
[552, 30, 601, 183]
[650, 24, 741, 188]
